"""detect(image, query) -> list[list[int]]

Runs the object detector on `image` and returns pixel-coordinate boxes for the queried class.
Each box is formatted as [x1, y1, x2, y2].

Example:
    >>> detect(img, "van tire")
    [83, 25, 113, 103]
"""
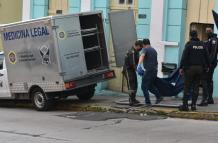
[31, 88, 52, 111]
[76, 85, 95, 101]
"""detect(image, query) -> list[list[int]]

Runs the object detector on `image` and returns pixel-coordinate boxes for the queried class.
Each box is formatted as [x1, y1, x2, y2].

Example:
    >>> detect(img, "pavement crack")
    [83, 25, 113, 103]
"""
[0, 130, 71, 142]
[0, 130, 45, 137]
[83, 119, 123, 130]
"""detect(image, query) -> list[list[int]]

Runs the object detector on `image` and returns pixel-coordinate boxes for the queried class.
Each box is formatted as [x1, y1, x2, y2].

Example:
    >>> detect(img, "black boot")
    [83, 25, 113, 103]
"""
[179, 104, 189, 111]
[129, 94, 140, 106]
[198, 97, 208, 106]
[133, 99, 140, 104]
[198, 101, 208, 106]
[155, 96, 163, 104]
[191, 105, 197, 111]
[145, 97, 152, 107]
[179, 95, 189, 111]
[129, 97, 134, 106]
[207, 98, 214, 104]
[132, 93, 140, 104]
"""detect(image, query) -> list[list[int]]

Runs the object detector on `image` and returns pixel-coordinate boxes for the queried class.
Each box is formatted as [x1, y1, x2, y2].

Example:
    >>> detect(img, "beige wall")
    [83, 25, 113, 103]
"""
[48, 0, 69, 15]
[0, 0, 22, 24]
[185, 0, 216, 41]
[0, 0, 22, 51]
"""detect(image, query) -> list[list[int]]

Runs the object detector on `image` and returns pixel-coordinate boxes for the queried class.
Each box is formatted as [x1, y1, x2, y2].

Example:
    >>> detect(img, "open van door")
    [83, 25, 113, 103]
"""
[109, 10, 137, 67]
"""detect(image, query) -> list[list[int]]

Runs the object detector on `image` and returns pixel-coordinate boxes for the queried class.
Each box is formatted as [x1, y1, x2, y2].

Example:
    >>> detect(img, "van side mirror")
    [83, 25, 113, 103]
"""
[0, 73, 4, 76]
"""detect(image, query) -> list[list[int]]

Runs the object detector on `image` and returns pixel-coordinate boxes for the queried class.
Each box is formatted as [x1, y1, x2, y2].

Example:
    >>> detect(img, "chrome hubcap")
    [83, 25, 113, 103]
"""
[34, 92, 45, 109]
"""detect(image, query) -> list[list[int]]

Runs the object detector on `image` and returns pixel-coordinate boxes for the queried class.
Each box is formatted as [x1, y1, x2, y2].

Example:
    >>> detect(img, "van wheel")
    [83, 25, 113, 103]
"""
[31, 88, 52, 111]
[76, 85, 95, 101]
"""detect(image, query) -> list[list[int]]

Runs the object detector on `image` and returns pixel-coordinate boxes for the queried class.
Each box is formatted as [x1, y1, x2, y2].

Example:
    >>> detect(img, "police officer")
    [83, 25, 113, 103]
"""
[199, 28, 218, 106]
[123, 40, 143, 106]
[179, 30, 210, 111]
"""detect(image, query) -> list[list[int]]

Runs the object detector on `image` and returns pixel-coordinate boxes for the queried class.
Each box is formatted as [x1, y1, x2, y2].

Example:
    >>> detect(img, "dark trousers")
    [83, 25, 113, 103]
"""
[201, 72, 209, 102]
[201, 65, 216, 102]
[123, 69, 138, 99]
[183, 66, 203, 106]
[141, 69, 161, 103]
[207, 66, 216, 102]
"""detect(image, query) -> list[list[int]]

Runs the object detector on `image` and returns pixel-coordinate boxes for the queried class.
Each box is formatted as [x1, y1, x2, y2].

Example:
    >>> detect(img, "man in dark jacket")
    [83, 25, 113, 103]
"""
[123, 40, 143, 106]
[199, 28, 217, 106]
[179, 30, 210, 111]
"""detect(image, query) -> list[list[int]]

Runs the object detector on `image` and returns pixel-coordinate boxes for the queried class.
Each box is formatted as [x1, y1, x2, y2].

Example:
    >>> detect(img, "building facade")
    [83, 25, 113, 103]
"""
[1, 0, 218, 96]
[0, 0, 23, 50]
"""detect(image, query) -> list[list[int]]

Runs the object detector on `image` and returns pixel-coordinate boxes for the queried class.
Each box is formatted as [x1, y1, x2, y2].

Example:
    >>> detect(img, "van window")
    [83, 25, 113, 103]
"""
[0, 55, 4, 70]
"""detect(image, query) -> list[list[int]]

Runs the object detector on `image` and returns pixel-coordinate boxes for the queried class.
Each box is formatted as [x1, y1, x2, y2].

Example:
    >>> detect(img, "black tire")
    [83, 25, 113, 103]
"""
[76, 85, 95, 101]
[31, 88, 53, 111]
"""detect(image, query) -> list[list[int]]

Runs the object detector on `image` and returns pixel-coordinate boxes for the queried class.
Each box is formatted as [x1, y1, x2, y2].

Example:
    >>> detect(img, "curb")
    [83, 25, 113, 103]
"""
[1, 102, 218, 121]
[56, 103, 218, 121]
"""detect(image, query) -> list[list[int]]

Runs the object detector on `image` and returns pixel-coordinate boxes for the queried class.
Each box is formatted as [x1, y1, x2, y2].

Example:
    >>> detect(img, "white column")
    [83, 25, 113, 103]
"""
[149, 0, 165, 77]
[81, 0, 91, 12]
[22, 0, 31, 21]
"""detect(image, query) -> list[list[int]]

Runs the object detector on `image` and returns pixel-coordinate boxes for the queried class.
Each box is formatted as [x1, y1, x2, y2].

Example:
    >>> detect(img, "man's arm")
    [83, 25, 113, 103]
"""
[136, 49, 146, 76]
[138, 53, 145, 65]
[209, 38, 217, 63]
[179, 43, 189, 75]
[180, 43, 189, 69]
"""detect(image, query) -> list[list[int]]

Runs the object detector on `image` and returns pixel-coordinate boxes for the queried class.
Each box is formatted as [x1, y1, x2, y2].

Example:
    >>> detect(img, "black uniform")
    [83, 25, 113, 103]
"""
[180, 37, 210, 110]
[204, 34, 218, 104]
[123, 47, 139, 104]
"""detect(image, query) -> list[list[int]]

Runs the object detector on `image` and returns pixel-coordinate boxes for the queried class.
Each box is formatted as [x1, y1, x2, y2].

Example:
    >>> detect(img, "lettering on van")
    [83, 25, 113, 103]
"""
[18, 52, 36, 62]
[3, 26, 50, 41]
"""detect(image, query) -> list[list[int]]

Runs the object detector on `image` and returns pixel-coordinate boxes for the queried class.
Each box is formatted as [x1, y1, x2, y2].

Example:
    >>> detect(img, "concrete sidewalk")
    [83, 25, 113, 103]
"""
[1, 90, 218, 121]
[58, 90, 218, 121]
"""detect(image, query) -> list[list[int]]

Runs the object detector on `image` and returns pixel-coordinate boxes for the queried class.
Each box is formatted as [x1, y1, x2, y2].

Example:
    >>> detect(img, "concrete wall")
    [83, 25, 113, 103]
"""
[185, 0, 215, 42]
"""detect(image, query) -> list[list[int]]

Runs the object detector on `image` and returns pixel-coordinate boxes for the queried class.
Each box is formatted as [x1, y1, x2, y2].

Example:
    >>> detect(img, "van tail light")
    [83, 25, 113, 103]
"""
[64, 81, 76, 89]
[103, 71, 115, 79]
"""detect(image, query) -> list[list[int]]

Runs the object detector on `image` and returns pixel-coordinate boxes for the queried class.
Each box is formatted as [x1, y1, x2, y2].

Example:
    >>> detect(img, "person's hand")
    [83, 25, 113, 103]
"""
[206, 67, 209, 73]
[179, 69, 184, 75]
[137, 65, 144, 76]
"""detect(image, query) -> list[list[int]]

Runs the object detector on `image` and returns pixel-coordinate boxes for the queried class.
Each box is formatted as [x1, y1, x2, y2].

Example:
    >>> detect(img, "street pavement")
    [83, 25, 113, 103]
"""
[0, 108, 218, 143]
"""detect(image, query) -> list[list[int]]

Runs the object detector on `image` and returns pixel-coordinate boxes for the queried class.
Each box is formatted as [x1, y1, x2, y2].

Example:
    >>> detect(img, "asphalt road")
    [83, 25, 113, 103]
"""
[0, 108, 217, 143]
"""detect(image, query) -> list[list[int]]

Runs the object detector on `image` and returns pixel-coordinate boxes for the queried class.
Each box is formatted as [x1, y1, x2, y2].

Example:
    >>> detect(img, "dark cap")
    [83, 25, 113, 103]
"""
[190, 30, 198, 38]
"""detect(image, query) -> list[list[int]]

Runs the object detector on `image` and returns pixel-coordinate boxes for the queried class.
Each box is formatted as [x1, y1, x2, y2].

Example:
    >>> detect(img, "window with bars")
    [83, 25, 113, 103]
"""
[119, 0, 125, 4]
[127, 0, 133, 4]
[119, 0, 133, 5]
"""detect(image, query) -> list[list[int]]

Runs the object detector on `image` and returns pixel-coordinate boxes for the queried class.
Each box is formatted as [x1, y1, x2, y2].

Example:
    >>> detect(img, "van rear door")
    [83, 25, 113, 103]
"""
[54, 15, 87, 81]
[109, 10, 137, 67]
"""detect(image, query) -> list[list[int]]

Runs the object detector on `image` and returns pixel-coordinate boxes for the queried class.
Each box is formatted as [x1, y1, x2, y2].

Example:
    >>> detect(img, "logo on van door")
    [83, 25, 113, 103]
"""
[39, 45, 50, 64]
[8, 51, 17, 64]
